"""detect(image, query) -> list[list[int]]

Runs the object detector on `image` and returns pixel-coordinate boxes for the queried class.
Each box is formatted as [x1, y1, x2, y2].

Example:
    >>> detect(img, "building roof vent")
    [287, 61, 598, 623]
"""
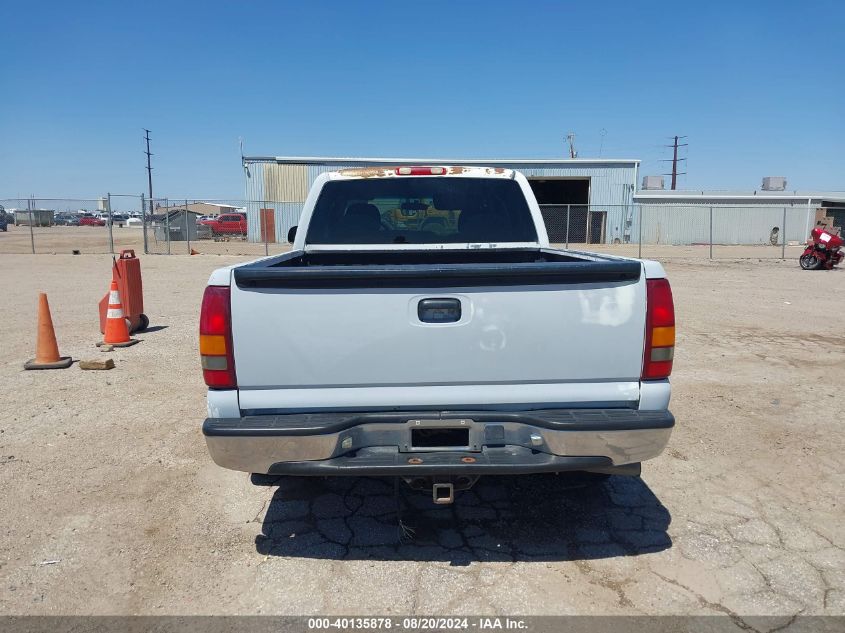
[762, 176, 787, 191]
[642, 176, 665, 190]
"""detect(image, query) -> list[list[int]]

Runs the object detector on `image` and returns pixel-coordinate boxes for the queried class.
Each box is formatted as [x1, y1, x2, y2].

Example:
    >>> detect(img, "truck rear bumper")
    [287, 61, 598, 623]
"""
[203, 409, 674, 475]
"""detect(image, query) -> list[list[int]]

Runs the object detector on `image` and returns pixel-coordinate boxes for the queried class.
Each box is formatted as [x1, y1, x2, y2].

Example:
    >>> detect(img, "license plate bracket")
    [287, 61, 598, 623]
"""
[402, 419, 481, 452]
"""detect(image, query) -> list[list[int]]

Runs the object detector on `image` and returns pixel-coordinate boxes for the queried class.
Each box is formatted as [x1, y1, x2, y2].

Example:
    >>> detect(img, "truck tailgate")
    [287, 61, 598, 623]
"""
[229, 259, 646, 412]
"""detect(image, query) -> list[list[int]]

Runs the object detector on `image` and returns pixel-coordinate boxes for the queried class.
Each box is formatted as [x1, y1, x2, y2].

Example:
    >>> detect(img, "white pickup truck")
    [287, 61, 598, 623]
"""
[200, 166, 675, 504]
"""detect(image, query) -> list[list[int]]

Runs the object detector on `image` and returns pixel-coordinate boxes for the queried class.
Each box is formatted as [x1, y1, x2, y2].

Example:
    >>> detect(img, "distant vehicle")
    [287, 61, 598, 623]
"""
[197, 214, 219, 223]
[800, 225, 843, 270]
[54, 213, 80, 226]
[79, 214, 106, 227]
[127, 217, 143, 227]
[108, 213, 129, 227]
[2, 209, 16, 230]
[199, 213, 247, 236]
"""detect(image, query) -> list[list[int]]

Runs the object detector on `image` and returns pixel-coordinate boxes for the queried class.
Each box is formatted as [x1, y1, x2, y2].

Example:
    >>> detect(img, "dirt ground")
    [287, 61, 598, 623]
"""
[0, 252, 842, 620]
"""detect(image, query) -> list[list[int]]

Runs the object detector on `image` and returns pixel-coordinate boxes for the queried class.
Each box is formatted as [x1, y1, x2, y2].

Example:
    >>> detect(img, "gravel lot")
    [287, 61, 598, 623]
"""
[0, 253, 842, 619]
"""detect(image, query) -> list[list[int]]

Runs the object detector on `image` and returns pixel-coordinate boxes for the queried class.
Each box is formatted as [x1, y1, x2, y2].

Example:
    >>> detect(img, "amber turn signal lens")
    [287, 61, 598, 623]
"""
[199, 334, 227, 355]
[651, 326, 675, 348]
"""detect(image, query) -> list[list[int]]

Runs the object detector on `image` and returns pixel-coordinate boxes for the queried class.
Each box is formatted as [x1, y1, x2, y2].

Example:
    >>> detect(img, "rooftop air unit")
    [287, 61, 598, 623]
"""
[762, 176, 787, 191]
[642, 176, 665, 190]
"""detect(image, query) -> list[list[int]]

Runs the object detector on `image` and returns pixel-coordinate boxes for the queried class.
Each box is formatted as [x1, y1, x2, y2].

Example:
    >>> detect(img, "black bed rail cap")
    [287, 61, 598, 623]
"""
[233, 260, 642, 289]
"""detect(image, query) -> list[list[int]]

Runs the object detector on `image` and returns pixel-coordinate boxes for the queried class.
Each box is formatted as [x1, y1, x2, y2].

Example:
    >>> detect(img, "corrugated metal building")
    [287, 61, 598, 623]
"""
[242, 156, 639, 244]
[155, 202, 242, 217]
[14, 209, 54, 227]
[634, 191, 845, 245]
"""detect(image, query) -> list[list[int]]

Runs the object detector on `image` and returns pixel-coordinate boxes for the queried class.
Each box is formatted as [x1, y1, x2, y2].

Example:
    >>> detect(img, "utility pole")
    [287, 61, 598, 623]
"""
[661, 135, 687, 190]
[143, 129, 154, 255]
[144, 129, 154, 211]
[566, 133, 578, 159]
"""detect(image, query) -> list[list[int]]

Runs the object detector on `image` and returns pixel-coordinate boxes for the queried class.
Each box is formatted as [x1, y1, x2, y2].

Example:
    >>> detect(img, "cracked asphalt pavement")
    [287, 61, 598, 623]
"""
[0, 253, 842, 619]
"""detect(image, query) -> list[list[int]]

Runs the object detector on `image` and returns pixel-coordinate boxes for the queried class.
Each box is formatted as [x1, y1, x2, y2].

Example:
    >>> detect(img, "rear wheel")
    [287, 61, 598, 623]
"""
[137, 313, 150, 331]
[800, 253, 822, 270]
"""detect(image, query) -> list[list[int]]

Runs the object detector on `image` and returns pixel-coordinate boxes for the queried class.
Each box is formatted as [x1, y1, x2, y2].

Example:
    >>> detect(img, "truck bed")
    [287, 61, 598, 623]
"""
[226, 247, 648, 413]
[233, 248, 642, 289]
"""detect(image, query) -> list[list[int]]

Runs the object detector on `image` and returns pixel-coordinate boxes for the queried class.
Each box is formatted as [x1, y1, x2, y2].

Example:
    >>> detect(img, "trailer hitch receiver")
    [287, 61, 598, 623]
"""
[432, 483, 455, 505]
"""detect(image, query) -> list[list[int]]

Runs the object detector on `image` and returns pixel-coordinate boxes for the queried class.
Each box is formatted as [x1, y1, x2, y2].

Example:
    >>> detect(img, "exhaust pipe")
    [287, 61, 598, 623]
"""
[432, 483, 455, 505]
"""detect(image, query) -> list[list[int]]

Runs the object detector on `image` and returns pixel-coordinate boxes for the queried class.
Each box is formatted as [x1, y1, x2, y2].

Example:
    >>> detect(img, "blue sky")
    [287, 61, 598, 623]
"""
[1, 0, 843, 200]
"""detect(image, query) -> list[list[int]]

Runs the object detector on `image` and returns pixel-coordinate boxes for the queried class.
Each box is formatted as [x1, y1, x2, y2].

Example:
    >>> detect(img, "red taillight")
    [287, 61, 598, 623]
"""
[200, 286, 236, 389]
[396, 166, 447, 175]
[642, 278, 675, 380]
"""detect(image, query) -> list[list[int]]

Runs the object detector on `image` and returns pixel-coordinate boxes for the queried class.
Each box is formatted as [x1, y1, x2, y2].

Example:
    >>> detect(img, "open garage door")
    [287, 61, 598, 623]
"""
[528, 178, 603, 244]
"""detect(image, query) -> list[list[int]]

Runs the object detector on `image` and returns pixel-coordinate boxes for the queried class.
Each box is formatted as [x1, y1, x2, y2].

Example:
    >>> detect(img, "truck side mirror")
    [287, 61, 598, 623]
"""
[287, 226, 297, 243]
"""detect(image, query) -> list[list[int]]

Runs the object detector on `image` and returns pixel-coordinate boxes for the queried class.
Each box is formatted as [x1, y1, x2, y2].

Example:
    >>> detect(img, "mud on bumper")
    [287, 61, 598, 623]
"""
[202, 409, 674, 476]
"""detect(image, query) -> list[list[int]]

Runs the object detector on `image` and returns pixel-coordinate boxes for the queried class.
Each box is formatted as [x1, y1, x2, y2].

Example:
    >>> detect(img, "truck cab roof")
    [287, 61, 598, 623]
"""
[331, 165, 515, 180]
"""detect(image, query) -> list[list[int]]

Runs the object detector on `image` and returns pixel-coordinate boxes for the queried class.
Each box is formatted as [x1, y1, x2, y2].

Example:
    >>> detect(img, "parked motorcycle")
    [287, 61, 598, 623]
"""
[800, 225, 843, 270]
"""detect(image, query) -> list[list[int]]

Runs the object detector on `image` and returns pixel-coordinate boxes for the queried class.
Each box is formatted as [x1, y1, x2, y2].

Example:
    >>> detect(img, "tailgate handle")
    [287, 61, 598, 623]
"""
[418, 298, 461, 323]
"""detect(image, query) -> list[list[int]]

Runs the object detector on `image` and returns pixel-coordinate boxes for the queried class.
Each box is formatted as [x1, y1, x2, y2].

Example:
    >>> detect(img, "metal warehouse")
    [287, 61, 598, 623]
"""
[241, 156, 845, 246]
[241, 156, 639, 244]
[634, 190, 845, 246]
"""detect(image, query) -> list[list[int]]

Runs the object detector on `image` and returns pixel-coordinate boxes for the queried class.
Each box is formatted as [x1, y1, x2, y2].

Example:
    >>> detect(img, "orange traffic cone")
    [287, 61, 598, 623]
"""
[24, 293, 73, 369]
[102, 280, 139, 347]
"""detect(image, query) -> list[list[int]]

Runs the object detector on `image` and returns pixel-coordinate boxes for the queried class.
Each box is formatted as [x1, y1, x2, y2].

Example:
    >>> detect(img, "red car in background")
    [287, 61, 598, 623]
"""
[79, 214, 106, 226]
[199, 213, 247, 236]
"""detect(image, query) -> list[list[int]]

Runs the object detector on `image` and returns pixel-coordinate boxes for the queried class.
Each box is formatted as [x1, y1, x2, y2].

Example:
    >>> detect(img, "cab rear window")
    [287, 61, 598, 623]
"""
[305, 177, 538, 245]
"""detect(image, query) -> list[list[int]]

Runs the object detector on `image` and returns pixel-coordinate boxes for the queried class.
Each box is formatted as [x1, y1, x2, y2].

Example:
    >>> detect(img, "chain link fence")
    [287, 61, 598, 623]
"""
[0, 195, 292, 257]
[0, 197, 112, 254]
[540, 203, 842, 261]
[2, 195, 842, 260]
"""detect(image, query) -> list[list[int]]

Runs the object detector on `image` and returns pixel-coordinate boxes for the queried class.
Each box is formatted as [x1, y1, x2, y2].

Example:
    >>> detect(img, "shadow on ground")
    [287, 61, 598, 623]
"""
[254, 474, 671, 564]
[139, 325, 168, 333]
